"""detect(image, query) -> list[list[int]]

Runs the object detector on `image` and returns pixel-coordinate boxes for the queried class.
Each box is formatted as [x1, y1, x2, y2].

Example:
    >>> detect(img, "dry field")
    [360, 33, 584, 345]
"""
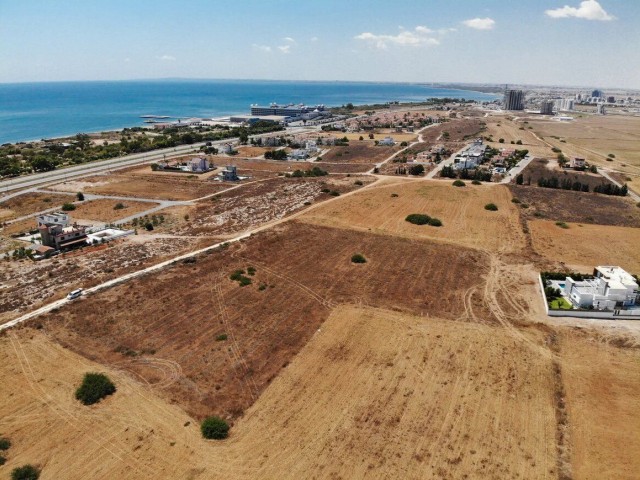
[236, 145, 269, 157]
[558, 328, 640, 480]
[56, 173, 230, 201]
[40, 221, 491, 420]
[166, 176, 372, 237]
[0, 192, 72, 221]
[516, 158, 614, 191]
[340, 132, 417, 142]
[320, 144, 401, 164]
[528, 219, 640, 273]
[71, 199, 157, 223]
[528, 114, 640, 194]
[484, 115, 553, 158]
[509, 184, 640, 227]
[0, 237, 204, 323]
[300, 179, 526, 253]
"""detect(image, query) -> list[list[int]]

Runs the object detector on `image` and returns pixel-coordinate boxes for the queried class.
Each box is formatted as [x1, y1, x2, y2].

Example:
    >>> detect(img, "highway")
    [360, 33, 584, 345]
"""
[0, 128, 316, 196]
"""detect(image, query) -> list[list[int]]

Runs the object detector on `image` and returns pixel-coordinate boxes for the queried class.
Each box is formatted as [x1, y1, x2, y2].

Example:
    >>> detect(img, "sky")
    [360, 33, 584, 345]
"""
[1, 0, 639, 88]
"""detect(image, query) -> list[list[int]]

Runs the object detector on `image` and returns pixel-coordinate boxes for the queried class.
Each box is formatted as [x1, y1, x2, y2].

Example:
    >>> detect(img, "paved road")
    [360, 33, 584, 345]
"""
[426, 145, 467, 179]
[600, 169, 640, 202]
[367, 123, 438, 174]
[0, 128, 318, 195]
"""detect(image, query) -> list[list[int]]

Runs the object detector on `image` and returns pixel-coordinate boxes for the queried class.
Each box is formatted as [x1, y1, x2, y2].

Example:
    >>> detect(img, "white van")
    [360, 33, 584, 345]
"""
[67, 288, 83, 300]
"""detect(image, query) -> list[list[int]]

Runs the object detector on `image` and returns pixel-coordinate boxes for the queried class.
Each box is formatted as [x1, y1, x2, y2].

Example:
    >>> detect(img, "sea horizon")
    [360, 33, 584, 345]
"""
[0, 79, 499, 144]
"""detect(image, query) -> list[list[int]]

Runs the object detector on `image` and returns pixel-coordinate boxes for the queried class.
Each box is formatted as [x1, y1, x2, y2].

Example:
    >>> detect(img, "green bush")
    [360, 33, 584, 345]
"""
[75, 373, 116, 405]
[238, 276, 252, 287]
[11, 465, 40, 480]
[390, 193, 399, 197]
[0, 437, 10, 450]
[555, 221, 569, 229]
[351, 253, 367, 264]
[428, 217, 443, 227]
[484, 203, 498, 211]
[247, 266, 256, 276]
[511, 198, 521, 204]
[76, 192, 85, 201]
[405, 213, 431, 225]
[354, 180, 363, 186]
[471, 180, 481, 185]
[113, 202, 125, 210]
[61, 203, 76, 211]
[201, 416, 229, 440]
[215, 334, 228, 341]
[329, 191, 340, 196]
[452, 180, 466, 187]
[145, 222, 154, 231]
[0, 455, 5, 466]
[230, 269, 245, 281]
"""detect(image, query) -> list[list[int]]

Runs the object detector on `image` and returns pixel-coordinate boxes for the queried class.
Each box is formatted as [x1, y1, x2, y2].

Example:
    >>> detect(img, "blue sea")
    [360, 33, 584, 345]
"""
[0, 79, 498, 144]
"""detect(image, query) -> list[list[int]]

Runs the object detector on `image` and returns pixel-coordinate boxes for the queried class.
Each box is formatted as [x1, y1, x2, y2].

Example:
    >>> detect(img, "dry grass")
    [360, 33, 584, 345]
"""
[0, 305, 559, 480]
[529, 219, 640, 272]
[300, 179, 526, 253]
[0, 192, 72, 221]
[72, 199, 157, 223]
[559, 328, 640, 480]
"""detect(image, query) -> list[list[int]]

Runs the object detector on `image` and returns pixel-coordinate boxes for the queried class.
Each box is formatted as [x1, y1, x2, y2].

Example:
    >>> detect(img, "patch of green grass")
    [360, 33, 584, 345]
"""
[549, 297, 573, 310]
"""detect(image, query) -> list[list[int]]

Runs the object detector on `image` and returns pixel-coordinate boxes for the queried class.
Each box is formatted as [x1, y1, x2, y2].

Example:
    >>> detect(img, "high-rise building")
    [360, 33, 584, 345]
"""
[591, 89, 604, 98]
[555, 99, 575, 111]
[503, 89, 524, 110]
[540, 100, 554, 115]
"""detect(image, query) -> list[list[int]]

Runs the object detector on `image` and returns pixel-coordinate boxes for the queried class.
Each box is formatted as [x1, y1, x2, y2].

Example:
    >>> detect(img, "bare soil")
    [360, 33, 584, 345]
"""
[72, 199, 158, 223]
[301, 178, 526, 253]
[528, 219, 640, 273]
[39, 221, 491, 420]
[319, 144, 401, 164]
[0, 192, 72, 221]
[509, 184, 640, 227]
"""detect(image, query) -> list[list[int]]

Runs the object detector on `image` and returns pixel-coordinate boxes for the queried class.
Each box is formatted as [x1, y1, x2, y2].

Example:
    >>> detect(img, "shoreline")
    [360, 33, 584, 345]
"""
[0, 80, 497, 144]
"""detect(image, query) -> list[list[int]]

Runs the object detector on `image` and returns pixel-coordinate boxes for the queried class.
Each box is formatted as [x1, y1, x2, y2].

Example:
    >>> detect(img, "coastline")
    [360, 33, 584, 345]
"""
[0, 81, 499, 145]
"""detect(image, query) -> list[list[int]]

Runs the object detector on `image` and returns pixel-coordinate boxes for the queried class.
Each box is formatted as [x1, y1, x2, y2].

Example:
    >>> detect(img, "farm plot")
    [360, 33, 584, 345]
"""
[72, 173, 229, 201]
[0, 237, 203, 323]
[167, 176, 371, 237]
[558, 327, 640, 480]
[71, 199, 158, 223]
[0, 192, 72, 221]
[205, 305, 559, 480]
[509, 185, 640, 227]
[528, 219, 640, 272]
[300, 179, 526, 253]
[319, 144, 402, 164]
[40, 221, 491, 421]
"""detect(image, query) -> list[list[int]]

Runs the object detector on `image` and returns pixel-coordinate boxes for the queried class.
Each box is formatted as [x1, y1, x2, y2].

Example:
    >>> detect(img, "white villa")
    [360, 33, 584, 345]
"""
[565, 266, 639, 310]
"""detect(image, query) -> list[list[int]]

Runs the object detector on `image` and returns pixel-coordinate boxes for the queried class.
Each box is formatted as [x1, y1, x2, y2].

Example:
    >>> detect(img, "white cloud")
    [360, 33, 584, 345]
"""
[157, 54, 176, 61]
[277, 45, 291, 54]
[462, 17, 496, 30]
[283, 37, 296, 43]
[252, 44, 272, 53]
[310, 36, 319, 42]
[354, 26, 440, 50]
[545, 0, 615, 21]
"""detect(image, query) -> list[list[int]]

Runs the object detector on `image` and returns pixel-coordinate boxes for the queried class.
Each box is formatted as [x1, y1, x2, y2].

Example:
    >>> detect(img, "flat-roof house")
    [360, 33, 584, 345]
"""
[37, 212, 69, 228]
[570, 157, 586, 169]
[189, 157, 210, 173]
[565, 266, 639, 310]
[219, 165, 239, 181]
[289, 149, 309, 160]
[378, 136, 395, 146]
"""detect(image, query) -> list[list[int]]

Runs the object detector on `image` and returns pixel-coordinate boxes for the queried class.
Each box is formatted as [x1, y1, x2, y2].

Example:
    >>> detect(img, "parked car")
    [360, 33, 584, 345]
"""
[67, 288, 83, 300]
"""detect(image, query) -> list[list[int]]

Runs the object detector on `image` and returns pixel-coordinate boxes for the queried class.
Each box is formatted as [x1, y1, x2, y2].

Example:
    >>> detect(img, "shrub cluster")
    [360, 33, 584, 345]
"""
[230, 269, 252, 286]
[484, 203, 498, 211]
[11, 464, 40, 480]
[264, 149, 287, 160]
[405, 214, 443, 227]
[452, 180, 466, 187]
[351, 253, 367, 264]
[286, 167, 327, 178]
[201, 416, 230, 440]
[61, 203, 76, 211]
[75, 373, 116, 405]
